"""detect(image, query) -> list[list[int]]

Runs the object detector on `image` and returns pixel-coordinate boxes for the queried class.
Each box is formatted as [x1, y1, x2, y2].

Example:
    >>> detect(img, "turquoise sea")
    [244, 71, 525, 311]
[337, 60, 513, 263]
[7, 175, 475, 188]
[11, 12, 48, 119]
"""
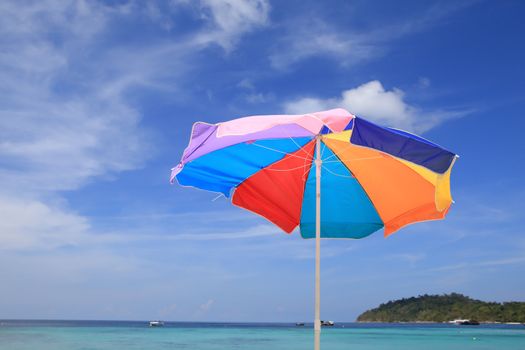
[1, 321, 524, 350]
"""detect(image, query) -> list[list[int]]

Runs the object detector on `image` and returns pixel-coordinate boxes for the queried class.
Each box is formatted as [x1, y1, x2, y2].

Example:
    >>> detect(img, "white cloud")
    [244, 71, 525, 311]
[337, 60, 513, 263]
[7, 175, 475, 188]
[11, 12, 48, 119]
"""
[0, 196, 279, 251]
[0, 1, 152, 195]
[0, 1, 156, 252]
[270, 2, 474, 69]
[0, 0, 272, 196]
[418, 77, 431, 89]
[0, 0, 271, 252]
[0, 197, 90, 250]
[284, 80, 469, 132]
[237, 78, 255, 90]
[245, 92, 273, 104]
[0, 197, 138, 251]
[199, 299, 215, 312]
[430, 256, 525, 272]
[162, 224, 279, 241]
[388, 253, 426, 266]
[269, 19, 377, 69]
[236, 78, 273, 104]
[193, 0, 270, 51]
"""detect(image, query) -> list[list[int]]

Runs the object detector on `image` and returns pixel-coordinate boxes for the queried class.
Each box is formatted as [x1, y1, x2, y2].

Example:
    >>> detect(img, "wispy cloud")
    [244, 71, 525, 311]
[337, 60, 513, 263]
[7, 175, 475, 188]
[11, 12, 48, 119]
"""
[236, 77, 274, 104]
[0, 197, 90, 251]
[194, 0, 270, 51]
[0, 1, 151, 195]
[0, 0, 271, 253]
[429, 256, 525, 272]
[269, 2, 475, 69]
[269, 17, 376, 69]
[388, 253, 426, 266]
[199, 299, 215, 312]
[154, 223, 280, 241]
[0, 199, 280, 250]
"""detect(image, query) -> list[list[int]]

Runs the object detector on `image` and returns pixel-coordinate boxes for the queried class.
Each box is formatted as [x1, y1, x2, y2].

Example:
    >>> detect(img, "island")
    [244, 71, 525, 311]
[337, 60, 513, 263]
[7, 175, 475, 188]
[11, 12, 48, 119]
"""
[357, 293, 525, 323]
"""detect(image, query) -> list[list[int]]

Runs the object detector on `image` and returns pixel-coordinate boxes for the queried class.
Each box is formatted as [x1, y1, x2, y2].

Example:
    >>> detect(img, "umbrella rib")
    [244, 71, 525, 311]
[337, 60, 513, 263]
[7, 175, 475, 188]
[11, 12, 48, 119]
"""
[322, 142, 357, 162]
[286, 135, 312, 159]
[322, 149, 343, 162]
[248, 140, 315, 173]
[251, 142, 312, 161]
[211, 193, 225, 201]
[323, 156, 383, 163]
[302, 148, 314, 180]
[321, 164, 355, 178]
[265, 164, 312, 172]
[319, 139, 325, 159]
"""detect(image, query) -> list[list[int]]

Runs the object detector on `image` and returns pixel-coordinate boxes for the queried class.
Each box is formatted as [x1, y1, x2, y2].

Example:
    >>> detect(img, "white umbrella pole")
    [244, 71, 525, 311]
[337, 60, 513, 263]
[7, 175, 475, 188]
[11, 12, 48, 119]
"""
[314, 135, 322, 349]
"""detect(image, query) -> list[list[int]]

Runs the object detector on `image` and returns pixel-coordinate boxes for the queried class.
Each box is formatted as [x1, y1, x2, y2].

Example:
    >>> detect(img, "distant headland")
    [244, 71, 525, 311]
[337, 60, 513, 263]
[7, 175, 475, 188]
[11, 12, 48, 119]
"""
[357, 293, 525, 323]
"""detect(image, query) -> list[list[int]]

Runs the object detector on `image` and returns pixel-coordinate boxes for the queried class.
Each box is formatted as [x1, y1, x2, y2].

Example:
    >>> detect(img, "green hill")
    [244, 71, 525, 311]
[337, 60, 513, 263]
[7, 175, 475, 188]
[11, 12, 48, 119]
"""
[357, 293, 525, 323]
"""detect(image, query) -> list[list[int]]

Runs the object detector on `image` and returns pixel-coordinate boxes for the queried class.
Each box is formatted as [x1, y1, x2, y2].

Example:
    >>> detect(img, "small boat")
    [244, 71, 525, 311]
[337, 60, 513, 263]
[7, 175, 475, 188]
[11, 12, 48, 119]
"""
[449, 319, 479, 326]
[321, 320, 335, 326]
[295, 322, 305, 326]
[460, 320, 480, 325]
[149, 321, 164, 327]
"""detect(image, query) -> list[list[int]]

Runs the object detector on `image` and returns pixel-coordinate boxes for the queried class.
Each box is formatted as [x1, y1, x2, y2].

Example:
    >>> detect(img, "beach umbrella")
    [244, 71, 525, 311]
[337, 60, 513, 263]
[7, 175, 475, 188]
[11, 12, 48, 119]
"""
[170, 108, 457, 348]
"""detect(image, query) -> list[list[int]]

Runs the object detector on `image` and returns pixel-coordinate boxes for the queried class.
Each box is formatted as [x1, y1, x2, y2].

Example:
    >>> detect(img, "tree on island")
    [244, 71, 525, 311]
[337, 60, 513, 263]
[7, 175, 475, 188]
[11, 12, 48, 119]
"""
[357, 293, 525, 323]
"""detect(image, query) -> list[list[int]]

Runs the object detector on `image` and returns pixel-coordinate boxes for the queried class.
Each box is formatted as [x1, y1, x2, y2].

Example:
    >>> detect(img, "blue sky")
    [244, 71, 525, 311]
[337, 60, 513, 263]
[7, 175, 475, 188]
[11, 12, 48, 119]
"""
[1, 0, 524, 322]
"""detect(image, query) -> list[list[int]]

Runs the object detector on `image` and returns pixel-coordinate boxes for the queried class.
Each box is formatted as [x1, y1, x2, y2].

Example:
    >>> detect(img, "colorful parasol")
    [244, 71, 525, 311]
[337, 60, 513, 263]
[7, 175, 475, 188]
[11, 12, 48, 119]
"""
[171, 108, 457, 345]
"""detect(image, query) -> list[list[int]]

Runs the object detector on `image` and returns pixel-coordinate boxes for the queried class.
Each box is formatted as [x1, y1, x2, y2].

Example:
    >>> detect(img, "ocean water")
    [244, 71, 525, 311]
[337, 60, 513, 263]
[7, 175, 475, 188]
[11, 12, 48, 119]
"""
[1, 321, 524, 350]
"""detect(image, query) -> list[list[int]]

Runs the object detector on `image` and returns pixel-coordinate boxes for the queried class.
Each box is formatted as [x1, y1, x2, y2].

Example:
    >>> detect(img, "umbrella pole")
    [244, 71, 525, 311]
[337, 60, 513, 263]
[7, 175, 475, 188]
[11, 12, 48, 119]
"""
[314, 135, 322, 349]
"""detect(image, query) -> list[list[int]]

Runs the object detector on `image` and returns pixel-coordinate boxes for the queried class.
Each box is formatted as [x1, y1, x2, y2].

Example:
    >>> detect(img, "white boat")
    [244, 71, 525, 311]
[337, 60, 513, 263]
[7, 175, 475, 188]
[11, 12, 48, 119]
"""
[321, 320, 335, 326]
[149, 321, 164, 327]
[449, 319, 479, 325]
[449, 319, 469, 324]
